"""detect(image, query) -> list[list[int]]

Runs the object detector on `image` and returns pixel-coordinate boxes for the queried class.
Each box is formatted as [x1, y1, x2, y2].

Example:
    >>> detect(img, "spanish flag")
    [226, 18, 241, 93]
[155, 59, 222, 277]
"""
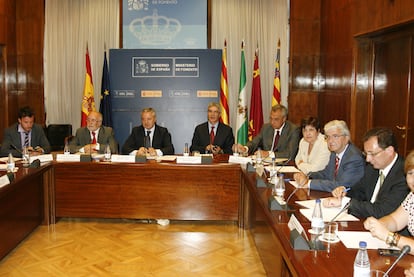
[81, 47, 96, 127]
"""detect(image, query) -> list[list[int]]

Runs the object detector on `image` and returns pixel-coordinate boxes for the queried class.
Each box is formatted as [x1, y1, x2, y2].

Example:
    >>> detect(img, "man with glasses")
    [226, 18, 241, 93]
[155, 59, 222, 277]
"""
[69, 111, 118, 154]
[324, 127, 409, 218]
[190, 102, 234, 154]
[293, 120, 365, 192]
[233, 104, 300, 159]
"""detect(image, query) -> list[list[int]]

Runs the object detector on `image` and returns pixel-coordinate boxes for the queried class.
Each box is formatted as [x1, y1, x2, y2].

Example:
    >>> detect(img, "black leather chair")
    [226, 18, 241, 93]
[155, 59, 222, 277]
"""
[46, 124, 72, 151]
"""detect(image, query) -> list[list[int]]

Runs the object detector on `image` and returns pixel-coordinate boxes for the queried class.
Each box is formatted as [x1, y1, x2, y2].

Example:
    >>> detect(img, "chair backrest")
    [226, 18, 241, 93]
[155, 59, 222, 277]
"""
[47, 124, 72, 151]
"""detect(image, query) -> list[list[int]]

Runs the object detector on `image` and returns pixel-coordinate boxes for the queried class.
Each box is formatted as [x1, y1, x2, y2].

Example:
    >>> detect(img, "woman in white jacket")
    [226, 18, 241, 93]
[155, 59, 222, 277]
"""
[295, 117, 330, 174]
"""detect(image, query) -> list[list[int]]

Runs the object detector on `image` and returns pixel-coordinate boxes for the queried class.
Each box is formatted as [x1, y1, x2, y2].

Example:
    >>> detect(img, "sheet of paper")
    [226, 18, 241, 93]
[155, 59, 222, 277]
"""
[337, 231, 398, 249]
[0, 157, 22, 163]
[300, 206, 359, 222]
[265, 165, 300, 173]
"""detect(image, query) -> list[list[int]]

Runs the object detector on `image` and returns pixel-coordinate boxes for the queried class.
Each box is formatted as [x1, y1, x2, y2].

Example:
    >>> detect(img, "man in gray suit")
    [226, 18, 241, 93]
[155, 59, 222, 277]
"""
[0, 106, 50, 157]
[234, 104, 300, 159]
[69, 111, 118, 154]
[293, 120, 365, 192]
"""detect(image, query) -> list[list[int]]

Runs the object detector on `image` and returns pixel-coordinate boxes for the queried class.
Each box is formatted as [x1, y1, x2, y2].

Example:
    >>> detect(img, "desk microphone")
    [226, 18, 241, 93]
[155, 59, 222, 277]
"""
[10, 144, 40, 168]
[10, 144, 23, 156]
[328, 200, 351, 223]
[384, 245, 410, 275]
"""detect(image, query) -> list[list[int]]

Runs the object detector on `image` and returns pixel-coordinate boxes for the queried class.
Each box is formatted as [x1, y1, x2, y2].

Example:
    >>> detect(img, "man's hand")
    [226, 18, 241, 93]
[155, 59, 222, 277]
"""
[293, 172, 309, 188]
[322, 197, 342, 208]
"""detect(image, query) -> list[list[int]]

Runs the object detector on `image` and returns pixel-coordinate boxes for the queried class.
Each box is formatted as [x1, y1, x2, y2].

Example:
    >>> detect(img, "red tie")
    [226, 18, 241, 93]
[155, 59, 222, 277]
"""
[334, 156, 339, 177]
[91, 131, 96, 144]
[272, 130, 280, 151]
[210, 126, 215, 144]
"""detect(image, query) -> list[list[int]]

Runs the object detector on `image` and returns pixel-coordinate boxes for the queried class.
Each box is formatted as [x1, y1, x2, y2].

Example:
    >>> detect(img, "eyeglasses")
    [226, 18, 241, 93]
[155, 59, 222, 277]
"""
[363, 149, 384, 157]
[324, 134, 345, 140]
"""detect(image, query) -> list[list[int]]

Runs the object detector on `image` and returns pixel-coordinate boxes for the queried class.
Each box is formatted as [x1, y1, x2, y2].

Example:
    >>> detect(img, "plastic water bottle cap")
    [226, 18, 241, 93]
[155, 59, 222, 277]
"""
[315, 198, 321, 203]
[359, 241, 367, 247]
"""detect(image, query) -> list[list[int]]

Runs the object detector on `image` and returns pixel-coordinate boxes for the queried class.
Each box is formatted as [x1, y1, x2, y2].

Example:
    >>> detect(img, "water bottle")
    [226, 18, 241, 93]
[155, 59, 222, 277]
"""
[104, 144, 111, 161]
[311, 198, 324, 234]
[353, 241, 370, 277]
[64, 142, 70, 155]
[256, 148, 263, 166]
[183, 143, 189, 156]
[6, 153, 15, 173]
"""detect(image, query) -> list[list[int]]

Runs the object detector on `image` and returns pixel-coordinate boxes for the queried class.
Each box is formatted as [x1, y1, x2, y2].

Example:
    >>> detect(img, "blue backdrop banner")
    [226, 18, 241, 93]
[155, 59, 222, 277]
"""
[123, 0, 207, 49]
[109, 49, 221, 153]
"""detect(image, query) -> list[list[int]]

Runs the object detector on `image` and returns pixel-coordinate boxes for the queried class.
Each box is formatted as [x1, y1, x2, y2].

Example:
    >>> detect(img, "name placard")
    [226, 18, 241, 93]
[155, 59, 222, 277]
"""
[176, 156, 202, 164]
[110, 155, 136, 163]
[0, 174, 10, 188]
[228, 155, 252, 164]
[56, 154, 81, 162]
[30, 154, 53, 163]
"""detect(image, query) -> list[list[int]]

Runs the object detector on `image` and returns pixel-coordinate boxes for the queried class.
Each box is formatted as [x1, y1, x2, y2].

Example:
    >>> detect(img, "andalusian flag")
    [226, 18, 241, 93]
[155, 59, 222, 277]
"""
[236, 41, 248, 145]
[81, 47, 96, 127]
[219, 40, 230, 125]
[99, 50, 112, 127]
[248, 47, 263, 141]
[272, 39, 281, 106]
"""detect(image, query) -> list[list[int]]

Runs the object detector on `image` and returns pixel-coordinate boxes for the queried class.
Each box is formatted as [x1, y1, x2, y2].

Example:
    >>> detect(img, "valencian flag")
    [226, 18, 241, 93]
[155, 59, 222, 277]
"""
[99, 50, 112, 127]
[81, 46, 96, 127]
[248, 47, 263, 141]
[236, 41, 248, 145]
[219, 40, 230, 125]
[272, 39, 281, 106]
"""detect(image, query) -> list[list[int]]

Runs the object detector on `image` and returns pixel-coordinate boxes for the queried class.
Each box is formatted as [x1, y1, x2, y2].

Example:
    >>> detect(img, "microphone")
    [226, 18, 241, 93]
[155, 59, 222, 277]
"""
[10, 144, 23, 156]
[384, 245, 410, 275]
[328, 200, 351, 223]
[10, 144, 40, 168]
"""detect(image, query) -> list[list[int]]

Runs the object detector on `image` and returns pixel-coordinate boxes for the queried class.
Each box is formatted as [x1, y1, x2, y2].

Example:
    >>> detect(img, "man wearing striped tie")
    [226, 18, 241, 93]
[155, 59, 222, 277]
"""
[0, 106, 50, 157]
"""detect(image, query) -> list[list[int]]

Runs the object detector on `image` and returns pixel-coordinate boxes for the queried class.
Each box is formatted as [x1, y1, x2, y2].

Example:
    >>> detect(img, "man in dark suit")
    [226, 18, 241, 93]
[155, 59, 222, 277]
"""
[0, 106, 50, 157]
[234, 104, 300, 159]
[69, 111, 118, 154]
[294, 120, 365, 192]
[190, 102, 234, 154]
[325, 127, 409, 219]
[122, 107, 174, 156]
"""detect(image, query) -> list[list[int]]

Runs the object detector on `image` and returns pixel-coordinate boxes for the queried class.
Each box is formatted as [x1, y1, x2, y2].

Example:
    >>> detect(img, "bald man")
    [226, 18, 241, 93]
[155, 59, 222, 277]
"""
[69, 111, 118, 154]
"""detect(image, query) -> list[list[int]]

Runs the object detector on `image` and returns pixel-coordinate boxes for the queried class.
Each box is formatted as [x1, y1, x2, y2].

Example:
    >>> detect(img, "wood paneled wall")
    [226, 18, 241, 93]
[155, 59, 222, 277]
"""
[0, 0, 44, 141]
[2, 0, 414, 149]
[290, 0, 414, 147]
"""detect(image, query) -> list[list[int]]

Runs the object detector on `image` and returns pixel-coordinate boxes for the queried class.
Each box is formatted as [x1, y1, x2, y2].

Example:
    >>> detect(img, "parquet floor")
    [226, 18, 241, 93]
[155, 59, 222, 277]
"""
[0, 218, 266, 277]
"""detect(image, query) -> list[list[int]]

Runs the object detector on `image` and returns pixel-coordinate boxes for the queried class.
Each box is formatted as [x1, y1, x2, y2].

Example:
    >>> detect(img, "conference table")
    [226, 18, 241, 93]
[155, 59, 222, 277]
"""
[2, 155, 414, 276]
[0, 163, 53, 260]
[241, 165, 414, 276]
[52, 155, 242, 224]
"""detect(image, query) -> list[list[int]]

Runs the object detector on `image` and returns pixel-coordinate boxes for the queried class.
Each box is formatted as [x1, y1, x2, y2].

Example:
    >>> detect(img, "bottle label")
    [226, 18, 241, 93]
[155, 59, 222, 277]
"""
[353, 266, 370, 277]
